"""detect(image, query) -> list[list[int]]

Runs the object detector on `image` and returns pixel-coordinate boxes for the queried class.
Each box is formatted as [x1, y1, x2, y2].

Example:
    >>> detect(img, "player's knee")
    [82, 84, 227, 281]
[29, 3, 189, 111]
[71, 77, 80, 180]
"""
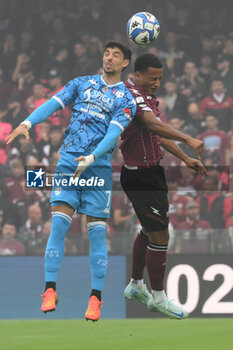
[148, 227, 169, 245]
[90, 252, 108, 278]
[87, 221, 106, 242]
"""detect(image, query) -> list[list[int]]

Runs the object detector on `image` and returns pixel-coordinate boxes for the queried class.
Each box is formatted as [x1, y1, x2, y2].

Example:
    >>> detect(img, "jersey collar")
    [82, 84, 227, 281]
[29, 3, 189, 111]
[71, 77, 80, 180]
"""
[101, 75, 123, 87]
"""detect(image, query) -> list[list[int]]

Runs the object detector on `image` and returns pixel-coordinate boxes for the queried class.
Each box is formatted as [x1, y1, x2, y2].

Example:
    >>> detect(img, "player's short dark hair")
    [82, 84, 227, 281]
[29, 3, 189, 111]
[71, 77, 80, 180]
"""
[134, 54, 163, 72]
[104, 41, 132, 61]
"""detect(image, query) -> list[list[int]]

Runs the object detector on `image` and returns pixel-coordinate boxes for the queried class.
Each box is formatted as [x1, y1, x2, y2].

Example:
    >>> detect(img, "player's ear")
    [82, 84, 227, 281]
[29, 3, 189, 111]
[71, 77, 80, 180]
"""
[122, 59, 130, 69]
[135, 71, 141, 79]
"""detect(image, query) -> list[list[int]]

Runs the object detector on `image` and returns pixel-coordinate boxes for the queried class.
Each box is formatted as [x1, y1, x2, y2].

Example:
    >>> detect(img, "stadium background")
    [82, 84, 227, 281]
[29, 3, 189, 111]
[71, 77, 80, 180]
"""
[0, 0, 233, 320]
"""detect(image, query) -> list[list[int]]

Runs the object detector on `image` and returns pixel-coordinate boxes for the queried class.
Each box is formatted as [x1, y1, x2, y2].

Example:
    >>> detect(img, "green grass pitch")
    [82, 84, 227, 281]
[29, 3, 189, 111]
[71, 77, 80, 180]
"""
[0, 319, 232, 350]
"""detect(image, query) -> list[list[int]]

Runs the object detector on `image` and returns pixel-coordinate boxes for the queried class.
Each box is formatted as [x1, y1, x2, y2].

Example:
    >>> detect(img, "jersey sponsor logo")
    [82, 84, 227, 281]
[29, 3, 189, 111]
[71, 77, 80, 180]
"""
[136, 96, 145, 104]
[84, 88, 92, 101]
[111, 88, 124, 97]
[80, 107, 105, 119]
[115, 91, 124, 98]
[131, 88, 140, 95]
[123, 108, 132, 121]
[84, 88, 114, 108]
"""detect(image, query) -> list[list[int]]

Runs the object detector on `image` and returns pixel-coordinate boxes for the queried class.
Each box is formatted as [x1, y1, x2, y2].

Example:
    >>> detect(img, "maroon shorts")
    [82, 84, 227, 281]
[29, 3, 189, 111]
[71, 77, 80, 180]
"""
[120, 165, 169, 232]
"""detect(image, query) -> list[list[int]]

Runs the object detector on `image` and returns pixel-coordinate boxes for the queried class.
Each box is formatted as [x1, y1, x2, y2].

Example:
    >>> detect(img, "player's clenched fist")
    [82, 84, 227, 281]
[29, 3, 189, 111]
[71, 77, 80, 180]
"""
[5, 124, 30, 144]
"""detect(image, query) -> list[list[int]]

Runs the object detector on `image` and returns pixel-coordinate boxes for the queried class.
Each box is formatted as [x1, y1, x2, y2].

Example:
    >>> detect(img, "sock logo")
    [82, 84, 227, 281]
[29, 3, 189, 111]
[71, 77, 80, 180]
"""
[45, 249, 59, 258]
[97, 258, 108, 267]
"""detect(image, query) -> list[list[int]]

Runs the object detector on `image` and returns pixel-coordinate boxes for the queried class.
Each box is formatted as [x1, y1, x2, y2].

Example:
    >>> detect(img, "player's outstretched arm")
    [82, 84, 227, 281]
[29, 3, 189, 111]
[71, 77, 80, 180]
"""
[5, 98, 61, 145]
[5, 124, 30, 144]
[73, 123, 123, 178]
[140, 111, 204, 159]
[161, 139, 208, 176]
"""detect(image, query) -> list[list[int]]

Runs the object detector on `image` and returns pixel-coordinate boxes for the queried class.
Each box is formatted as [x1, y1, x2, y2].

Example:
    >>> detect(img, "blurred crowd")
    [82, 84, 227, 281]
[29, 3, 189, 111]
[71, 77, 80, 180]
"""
[0, 0, 233, 256]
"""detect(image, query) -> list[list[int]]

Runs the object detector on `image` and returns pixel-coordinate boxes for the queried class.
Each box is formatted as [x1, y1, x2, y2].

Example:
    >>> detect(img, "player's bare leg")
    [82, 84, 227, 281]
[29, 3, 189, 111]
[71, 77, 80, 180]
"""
[85, 215, 107, 322]
[41, 203, 74, 313]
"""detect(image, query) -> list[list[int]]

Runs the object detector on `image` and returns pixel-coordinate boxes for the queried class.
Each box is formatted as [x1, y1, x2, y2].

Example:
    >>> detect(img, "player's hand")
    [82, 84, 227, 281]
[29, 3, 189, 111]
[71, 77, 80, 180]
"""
[185, 137, 204, 159]
[73, 154, 95, 178]
[5, 124, 30, 144]
[184, 157, 208, 176]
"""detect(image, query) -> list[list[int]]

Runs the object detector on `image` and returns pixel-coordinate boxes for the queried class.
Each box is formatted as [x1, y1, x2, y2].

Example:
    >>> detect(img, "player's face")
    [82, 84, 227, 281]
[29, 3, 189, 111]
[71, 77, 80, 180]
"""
[103, 47, 129, 75]
[135, 67, 163, 95]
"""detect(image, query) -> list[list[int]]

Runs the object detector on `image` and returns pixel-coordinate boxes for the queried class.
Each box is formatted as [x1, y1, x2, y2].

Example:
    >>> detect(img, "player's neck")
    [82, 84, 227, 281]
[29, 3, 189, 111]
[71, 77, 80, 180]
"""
[102, 72, 122, 85]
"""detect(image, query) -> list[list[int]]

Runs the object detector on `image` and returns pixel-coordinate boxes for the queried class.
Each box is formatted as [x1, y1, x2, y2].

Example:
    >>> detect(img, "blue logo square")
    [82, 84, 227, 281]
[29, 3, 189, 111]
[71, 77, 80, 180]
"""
[26, 168, 45, 188]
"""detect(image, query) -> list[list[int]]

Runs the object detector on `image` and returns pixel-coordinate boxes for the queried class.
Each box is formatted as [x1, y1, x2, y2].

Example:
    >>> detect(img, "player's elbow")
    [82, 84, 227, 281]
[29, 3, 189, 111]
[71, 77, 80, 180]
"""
[146, 119, 163, 134]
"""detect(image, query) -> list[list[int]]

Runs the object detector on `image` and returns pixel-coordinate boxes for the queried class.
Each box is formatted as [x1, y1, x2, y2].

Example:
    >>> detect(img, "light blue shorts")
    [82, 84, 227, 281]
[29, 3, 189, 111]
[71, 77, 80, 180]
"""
[50, 151, 112, 218]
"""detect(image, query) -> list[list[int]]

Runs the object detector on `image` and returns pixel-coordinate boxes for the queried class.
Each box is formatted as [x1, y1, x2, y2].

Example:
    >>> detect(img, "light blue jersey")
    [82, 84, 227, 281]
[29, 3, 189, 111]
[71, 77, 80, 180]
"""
[53, 74, 136, 162]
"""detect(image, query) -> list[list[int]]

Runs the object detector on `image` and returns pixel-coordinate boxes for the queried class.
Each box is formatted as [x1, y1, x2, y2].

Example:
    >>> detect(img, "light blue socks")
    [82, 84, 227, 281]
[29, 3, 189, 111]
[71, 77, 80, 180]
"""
[87, 221, 108, 292]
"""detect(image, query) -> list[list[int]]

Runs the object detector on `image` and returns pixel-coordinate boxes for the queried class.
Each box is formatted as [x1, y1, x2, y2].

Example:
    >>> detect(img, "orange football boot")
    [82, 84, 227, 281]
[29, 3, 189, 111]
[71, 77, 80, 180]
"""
[85, 296, 103, 321]
[41, 288, 58, 313]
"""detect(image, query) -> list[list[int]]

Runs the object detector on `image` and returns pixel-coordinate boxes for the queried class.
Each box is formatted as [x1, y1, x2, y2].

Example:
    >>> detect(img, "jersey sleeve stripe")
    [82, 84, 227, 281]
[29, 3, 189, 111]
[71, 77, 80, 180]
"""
[52, 95, 65, 109]
[110, 120, 124, 131]
[142, 106, 152, 112]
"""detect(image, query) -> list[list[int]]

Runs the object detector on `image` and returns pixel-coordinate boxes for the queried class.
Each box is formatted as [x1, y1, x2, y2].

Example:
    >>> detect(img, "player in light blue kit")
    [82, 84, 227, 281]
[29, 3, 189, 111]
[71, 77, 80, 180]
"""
[6, 42, 136, 321]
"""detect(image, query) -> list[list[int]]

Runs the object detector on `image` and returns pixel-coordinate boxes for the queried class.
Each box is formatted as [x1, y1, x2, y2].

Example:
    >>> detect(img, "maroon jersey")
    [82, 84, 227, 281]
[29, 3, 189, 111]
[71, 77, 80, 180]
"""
[120, 79, 163, 167]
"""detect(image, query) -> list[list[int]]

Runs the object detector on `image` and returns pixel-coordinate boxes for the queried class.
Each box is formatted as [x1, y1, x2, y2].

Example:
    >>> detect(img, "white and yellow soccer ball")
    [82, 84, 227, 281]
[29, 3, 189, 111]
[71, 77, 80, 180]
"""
[127, 12, 160, 45]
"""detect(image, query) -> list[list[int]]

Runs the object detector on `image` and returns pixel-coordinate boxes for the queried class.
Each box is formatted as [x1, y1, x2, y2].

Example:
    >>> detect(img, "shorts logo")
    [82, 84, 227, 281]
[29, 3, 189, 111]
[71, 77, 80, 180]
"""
[151, 207, 161, 216]
[26, 168, 45, 188]
[55, 187, 62, 195]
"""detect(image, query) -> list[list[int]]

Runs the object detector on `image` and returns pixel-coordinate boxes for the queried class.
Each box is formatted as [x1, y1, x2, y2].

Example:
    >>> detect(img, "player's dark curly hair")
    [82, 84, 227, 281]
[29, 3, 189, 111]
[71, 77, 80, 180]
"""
[104, 41, 132, 61]
[134, 53, 162, 72]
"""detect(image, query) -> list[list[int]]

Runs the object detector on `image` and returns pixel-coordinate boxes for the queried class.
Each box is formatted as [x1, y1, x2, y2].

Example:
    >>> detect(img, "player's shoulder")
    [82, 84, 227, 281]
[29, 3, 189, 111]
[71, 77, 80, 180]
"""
[110, 81, 135, 108]
[71, 74, 100, 85]
[119, 86, 137, 110]
[125, 78, 147, 99]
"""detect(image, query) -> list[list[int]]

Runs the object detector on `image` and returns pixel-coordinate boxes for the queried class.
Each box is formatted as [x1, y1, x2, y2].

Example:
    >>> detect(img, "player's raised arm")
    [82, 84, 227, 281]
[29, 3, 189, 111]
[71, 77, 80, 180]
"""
[139, 110, 204, 159]
[5, 98, 62, 144]
[161, 138, 208, 176]
[5, 77, 79, 145]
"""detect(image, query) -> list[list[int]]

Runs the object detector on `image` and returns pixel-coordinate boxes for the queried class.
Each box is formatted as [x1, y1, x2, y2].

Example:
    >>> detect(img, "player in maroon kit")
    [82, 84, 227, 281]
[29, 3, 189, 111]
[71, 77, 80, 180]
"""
[121, 54, 207, 319]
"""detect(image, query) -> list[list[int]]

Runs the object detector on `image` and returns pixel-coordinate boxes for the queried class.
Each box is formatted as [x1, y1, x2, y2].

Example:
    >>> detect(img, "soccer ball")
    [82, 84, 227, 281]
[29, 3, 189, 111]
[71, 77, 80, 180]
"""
[127, 12, 160, 45]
